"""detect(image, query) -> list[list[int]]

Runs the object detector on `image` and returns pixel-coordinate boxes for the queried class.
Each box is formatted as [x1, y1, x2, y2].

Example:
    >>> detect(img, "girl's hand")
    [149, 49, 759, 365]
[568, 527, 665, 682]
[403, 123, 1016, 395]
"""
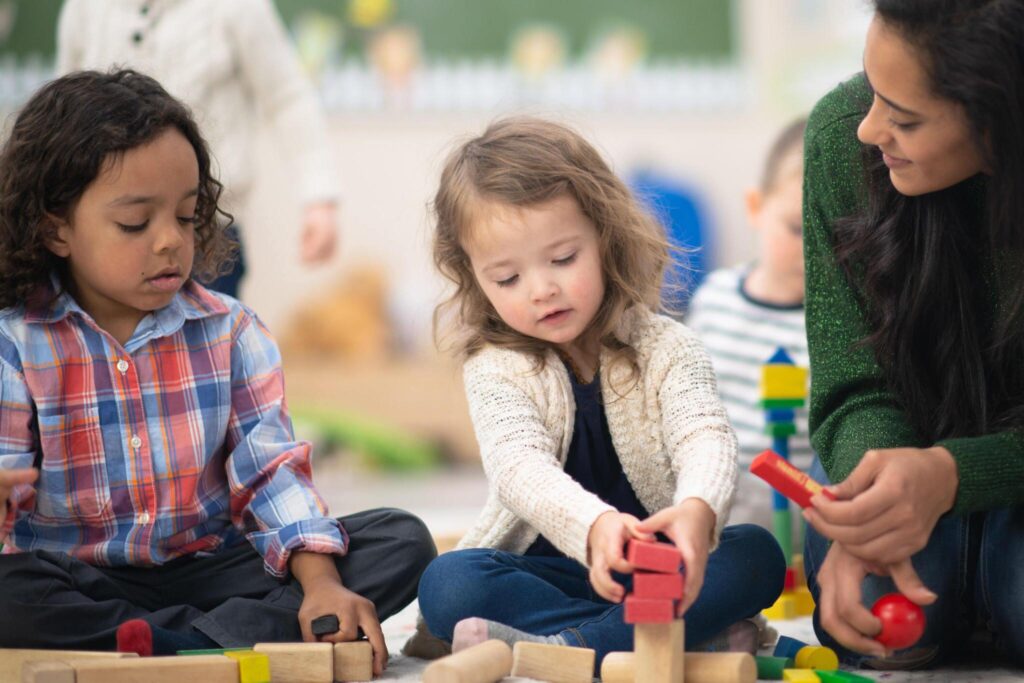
[297, 575, 388, 675]
[815, 542, 936, 657]
[0, 468, 38, 530]
[804, 447, 958, 566]
[636, 498, 715, 616]
[587, 511, 653, 603]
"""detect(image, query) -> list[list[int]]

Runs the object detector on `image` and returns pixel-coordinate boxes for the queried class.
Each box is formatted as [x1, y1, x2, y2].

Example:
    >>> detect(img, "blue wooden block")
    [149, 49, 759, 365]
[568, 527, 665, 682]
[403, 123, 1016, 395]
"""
[767, 408, 796, 422]
[774, 635, 810, 660]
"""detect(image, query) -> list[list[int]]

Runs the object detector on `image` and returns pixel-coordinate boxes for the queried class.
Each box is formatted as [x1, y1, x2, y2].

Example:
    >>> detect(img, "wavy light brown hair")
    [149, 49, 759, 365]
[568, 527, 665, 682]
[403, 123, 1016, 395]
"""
[0, 69, 234, 309]
[433, 117, 672, 385]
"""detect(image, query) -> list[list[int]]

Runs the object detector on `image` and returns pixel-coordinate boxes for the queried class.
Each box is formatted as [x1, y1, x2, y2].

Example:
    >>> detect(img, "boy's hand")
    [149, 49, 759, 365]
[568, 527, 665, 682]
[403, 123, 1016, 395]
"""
[297, 576, 387, 675]
[636, 498, 716, 616]
[290, 551, 387, 676]
[586, 511, 653, 603]
[0, 468, 38, 530]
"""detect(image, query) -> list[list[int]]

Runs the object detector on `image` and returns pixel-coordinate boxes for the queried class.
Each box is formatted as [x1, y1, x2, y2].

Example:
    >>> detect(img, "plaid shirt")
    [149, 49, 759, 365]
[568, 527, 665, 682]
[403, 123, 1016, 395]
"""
[0, 279, 346, 577]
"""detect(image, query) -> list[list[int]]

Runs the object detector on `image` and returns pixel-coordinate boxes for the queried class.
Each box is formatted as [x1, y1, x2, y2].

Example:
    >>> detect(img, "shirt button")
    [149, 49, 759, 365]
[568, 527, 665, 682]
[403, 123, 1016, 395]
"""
[138, 512, 150, 524]
[117, 359, 129, 373]
[130, 435, 142, 449]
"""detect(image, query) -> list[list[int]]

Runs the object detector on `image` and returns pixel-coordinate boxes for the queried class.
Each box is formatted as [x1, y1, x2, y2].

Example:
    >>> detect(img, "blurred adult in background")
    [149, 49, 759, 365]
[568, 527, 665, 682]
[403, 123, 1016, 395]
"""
[57, 0, 341, 297]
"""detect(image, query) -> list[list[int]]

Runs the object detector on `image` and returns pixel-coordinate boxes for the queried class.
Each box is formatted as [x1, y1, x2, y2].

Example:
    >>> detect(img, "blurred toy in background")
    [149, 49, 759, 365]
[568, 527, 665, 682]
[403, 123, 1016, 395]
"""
[510, 24, 568, 82]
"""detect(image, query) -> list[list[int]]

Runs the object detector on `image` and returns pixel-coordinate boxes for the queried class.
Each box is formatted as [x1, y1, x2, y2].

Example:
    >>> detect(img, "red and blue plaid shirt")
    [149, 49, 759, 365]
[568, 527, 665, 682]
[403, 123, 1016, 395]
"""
[0, 279, 346, 577]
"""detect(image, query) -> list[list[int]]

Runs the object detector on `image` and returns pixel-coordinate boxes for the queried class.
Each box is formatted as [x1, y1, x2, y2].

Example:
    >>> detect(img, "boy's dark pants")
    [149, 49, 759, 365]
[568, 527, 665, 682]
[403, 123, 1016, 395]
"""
[0, 508, 436, 650]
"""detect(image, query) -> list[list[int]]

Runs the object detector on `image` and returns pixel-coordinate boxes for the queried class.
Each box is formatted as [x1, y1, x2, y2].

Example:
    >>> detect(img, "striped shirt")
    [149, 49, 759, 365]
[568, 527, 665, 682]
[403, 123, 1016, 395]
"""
[0, 279, 346, 577]
[687, 264, 812, 526]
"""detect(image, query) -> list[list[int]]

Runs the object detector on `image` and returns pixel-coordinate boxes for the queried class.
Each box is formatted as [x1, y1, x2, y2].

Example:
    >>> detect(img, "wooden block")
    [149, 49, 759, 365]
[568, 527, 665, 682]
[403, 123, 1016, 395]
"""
[784, 568, 797, 590]
[755, 655, 792, 680]
[511, 642, 594, 683]
[633, 571, 684, 600]
[795, 646, 839, 671]
[224, 651, 271, 683]
[178, 647, 253, 655]
[815, 671, 873, 682]
[600, 651, 755, 683]
[762, 593, 797, 620]
[626, 540, 681, 573]
[634, 620, 684, 683]
[793, 586, 816, 616]
[422, 639, 512, 683]
[624, 596, 675, 624]
[773, 635, 810, 659]
[20, 661, 75, 683]
[758, 397, 806, 409]
[792, 554, 806, 587]
[751, 450, 835, 509]
[0, 649, 137, 683]
[334, 641, 373, 682]
[253, 643, 333, 683]
[73, 655, 238, 683]
[782, 670, 820, 682]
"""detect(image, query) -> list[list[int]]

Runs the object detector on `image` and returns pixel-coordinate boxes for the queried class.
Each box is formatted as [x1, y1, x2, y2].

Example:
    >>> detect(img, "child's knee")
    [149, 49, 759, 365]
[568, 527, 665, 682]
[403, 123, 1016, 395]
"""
[417, 549, 495, 638]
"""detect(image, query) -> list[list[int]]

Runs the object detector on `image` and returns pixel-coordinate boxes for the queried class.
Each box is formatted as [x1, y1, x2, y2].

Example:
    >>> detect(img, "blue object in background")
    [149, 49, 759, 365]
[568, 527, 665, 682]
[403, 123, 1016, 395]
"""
[629, 168, 713, 314]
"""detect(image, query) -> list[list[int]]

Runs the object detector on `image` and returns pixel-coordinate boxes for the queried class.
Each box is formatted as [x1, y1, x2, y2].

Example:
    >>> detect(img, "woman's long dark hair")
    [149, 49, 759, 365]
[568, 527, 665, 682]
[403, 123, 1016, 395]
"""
[835, 0, 1024, 442]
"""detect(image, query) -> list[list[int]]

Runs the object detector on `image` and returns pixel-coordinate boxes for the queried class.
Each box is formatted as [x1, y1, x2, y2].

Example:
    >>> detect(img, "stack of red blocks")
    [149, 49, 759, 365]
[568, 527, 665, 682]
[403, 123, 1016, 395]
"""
[624, 540, 684, 624]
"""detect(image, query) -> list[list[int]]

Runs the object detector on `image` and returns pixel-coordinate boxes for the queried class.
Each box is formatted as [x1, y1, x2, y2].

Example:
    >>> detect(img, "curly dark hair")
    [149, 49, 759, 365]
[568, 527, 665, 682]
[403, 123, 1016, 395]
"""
[835, 0, 1024, 441]
[0, 69, 234, 309]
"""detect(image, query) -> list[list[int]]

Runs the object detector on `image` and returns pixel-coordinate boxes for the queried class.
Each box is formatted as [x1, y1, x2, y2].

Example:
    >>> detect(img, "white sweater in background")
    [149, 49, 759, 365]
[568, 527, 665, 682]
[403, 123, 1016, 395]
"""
[56, 0, 339, 215]
[455, 307, 738, 566]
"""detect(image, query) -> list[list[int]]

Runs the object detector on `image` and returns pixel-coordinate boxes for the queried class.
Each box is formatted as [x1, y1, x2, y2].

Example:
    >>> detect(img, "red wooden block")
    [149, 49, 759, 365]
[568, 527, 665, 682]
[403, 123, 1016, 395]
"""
[784, 567, 797, 591]
[633, 571, 684, 600]
[750, 450, 836, 509]
[626, 540, 681, 574]
[624, 596, 675, 624]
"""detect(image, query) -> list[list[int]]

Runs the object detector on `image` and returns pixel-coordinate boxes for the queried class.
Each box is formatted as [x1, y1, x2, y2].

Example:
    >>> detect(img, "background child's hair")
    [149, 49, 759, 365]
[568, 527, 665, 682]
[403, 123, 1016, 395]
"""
[759, 117, 807, 194]
[432, 116, 670, 381]
[0, 69, 234, 309]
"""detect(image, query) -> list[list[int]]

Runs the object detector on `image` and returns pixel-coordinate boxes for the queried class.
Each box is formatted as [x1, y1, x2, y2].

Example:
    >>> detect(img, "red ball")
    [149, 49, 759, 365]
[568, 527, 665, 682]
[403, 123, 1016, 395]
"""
[871, 593, 926, 650]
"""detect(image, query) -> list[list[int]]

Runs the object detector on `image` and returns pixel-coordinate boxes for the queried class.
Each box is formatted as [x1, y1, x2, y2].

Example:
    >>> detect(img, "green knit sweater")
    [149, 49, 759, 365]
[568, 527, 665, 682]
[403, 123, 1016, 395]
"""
[803, 74, 1024, 513]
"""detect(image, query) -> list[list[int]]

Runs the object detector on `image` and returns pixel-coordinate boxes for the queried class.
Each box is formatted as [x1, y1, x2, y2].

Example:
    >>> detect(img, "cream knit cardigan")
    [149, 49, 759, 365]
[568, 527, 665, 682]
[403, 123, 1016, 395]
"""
[454, 306, 738, 566]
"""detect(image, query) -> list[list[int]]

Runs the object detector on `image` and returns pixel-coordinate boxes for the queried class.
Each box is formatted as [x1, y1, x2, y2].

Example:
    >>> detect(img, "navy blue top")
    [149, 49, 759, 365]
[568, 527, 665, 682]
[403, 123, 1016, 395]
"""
[525, 364, 650, 558]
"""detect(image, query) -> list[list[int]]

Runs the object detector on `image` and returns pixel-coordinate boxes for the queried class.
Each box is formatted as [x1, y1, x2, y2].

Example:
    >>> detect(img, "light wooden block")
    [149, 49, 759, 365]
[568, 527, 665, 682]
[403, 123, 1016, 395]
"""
[20, 661, 75, 683]
[422, 639, 512, 683]
[511, 642, 595, 683]
[223, 651, 271, 683]
[333, 641, 373, 682]
[253, 643, 333, 683]
[600, 651, 756, 683]
[782, 670, 821, 682]
[0, 649, 137, 683]
[72, 655, 237, 683]
[634, 620, 684, 683]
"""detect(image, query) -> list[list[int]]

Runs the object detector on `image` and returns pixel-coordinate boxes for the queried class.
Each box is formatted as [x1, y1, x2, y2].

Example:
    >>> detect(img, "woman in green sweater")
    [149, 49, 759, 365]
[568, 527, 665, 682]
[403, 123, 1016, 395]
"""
[799, 0, 1024, 668]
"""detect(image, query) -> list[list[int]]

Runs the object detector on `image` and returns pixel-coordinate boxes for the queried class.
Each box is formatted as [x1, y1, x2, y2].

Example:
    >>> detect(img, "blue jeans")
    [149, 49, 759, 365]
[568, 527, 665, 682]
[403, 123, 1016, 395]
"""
[804, 458, 1024, 668]
[418, 524, 784, 665]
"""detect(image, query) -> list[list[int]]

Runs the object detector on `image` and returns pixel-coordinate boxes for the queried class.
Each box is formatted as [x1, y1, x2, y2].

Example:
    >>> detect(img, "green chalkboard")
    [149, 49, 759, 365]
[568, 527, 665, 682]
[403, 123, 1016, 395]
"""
[0, 0, 733, 61]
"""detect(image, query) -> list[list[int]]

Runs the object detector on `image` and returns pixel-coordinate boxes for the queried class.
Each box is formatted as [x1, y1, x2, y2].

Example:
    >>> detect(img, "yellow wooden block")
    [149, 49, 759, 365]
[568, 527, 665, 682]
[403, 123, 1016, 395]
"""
[762, 593, 797, 620]
[795, 646, 839, 671]
[794, 586, 816, 616]
[760, 366, 808, 398]
[783, 669, 821, 682]
[224, 651, 271, 683]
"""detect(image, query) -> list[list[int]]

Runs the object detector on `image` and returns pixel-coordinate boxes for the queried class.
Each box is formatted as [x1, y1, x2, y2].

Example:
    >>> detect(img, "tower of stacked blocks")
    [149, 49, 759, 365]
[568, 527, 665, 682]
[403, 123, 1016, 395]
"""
[757, 347, 815, 620]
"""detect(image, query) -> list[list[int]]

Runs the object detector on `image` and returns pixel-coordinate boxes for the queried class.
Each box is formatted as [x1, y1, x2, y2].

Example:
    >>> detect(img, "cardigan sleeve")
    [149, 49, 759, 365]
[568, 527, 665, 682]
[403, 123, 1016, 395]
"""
[463, 353, 615, 566]
[804, 75, 1024, 512]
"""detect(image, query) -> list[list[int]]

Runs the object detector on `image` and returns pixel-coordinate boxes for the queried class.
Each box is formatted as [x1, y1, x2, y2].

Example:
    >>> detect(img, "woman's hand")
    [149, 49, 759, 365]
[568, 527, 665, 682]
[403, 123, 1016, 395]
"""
[586, 511, 653, 603]
[804, 447, 958, 566]
[0, 468, 37, 530]
[816, 542, 936, 657]
[636, 498, 715, 616]
[290, 551, 387, 676]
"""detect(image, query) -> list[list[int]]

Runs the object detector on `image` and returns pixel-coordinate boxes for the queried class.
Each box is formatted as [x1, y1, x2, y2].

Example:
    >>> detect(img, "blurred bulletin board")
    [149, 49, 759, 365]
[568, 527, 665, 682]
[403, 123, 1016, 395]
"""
[0, 0, 733, 61]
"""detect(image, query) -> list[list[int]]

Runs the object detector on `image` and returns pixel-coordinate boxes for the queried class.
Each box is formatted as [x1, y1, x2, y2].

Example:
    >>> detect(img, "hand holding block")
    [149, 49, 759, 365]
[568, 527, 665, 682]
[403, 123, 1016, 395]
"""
[751, 450, 836, 508]
[253, 643, 333, 683]
[334, 641, 374, 682]
[511, 642, 595, 683]
[422, 639, 512, 683]
[626, 540, 681, 573]
[312, 614, 341, 637]
[624, 596, 675, 624]
[634, 571, 684, 600]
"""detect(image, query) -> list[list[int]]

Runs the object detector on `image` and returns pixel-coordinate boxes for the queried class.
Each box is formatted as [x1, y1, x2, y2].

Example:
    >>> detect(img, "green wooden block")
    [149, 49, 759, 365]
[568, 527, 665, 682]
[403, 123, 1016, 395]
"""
[773, 509, 793, 565]
[765, 422, 798, 437]
[177, 647, 252, 656]
[755, 655, 793, 679]
[816, 671, 874, 683]
[759, 397, 806, 409]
